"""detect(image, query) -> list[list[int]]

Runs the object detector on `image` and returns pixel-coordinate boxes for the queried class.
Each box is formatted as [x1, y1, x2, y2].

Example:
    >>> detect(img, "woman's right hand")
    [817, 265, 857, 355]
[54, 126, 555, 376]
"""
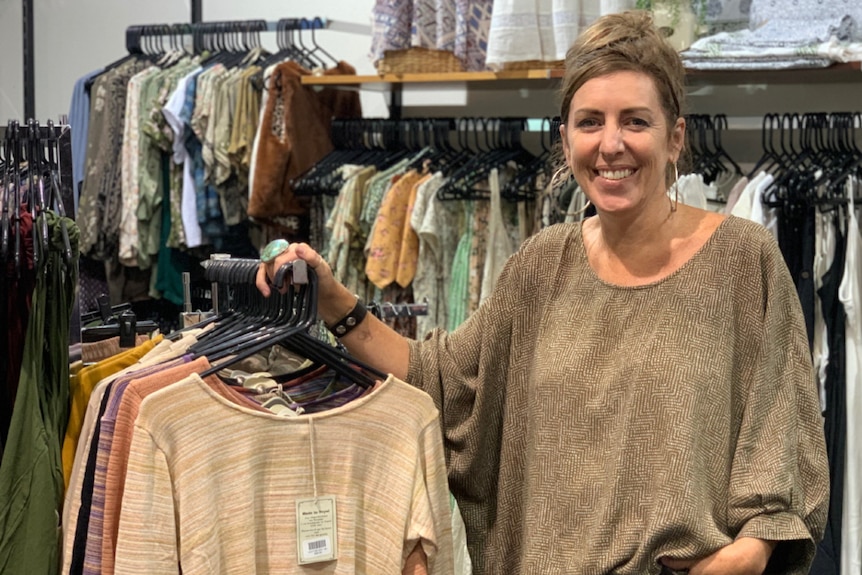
[255, 241, 411, 380]
[255, 242, 357, 326]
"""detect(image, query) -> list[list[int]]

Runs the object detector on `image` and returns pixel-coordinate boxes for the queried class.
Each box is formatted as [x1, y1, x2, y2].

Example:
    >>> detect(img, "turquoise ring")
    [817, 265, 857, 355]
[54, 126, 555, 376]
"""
[261, 239, 290, 263]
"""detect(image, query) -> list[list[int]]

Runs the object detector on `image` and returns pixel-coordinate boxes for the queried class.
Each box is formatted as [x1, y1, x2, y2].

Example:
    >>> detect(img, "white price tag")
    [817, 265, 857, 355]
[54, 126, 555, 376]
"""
[296, 496, 338, 564]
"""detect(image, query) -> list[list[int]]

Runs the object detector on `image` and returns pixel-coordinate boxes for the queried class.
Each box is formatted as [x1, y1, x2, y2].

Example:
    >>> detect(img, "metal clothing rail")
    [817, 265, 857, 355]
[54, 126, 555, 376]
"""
[22, 0, 35, 121]
[125, 16, 371, 55]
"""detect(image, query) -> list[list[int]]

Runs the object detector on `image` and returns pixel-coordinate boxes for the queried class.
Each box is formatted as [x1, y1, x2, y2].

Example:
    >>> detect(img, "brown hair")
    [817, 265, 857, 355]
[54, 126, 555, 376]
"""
[559, 10, 686, 135]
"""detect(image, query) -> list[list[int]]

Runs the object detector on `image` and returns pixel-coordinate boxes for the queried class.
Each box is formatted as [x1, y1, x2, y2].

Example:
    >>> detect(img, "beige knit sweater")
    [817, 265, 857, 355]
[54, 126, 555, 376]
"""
[115, 374, 453, 574]
[408, 216, 829, 574]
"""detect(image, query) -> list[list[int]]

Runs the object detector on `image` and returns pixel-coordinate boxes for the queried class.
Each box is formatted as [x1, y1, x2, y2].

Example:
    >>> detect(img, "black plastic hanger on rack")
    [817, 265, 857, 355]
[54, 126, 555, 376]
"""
[80, 294, 159, 345]
[196, 259, 383, 388]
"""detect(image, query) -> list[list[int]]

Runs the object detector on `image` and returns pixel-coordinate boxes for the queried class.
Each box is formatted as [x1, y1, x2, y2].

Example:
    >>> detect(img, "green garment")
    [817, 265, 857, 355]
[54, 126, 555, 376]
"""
[155, 154, 189, 307]
[447, 202, 473, 331]
[0, 213, 80, 575]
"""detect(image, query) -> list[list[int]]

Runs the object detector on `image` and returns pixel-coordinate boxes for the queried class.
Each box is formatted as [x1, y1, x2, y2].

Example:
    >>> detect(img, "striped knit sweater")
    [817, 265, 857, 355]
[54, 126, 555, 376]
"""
[408, 216, 830, 574]
[115, 373, 453, 574]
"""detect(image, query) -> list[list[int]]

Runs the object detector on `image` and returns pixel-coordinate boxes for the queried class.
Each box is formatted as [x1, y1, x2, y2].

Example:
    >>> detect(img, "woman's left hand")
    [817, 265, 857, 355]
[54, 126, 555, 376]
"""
[660, 537, 776, 575]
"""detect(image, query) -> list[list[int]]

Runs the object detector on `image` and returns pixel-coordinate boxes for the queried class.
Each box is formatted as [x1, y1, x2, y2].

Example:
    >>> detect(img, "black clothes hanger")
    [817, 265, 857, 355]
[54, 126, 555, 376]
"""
[302, 17, 339, 69]
[187, 259, 287, 356]
[198, 260, 383, 388]
[195, 260, 315, 371]
[44, 121, 73, 266]
[437, 117, 536, 201]
[503, 117, 553, 202]
[84, 25, 148, 92]
[1, 123, 13, 265]
[80, 293, 159, 344]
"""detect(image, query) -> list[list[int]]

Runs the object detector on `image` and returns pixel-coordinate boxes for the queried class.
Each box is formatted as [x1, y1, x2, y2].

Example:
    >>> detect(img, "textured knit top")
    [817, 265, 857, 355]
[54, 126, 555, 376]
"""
[115, 374, 453, 574]
[407, 216, 830, 574]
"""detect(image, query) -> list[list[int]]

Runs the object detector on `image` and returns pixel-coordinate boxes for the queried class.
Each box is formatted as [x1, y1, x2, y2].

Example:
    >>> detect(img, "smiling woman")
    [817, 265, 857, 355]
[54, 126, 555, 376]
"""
[257, 10, 829, 575]
[562, 71, 683, 219]
[557, 12, 724, 286]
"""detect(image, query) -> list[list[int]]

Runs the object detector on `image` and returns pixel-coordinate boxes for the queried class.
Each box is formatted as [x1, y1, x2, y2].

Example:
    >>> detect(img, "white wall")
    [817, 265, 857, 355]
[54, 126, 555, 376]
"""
[32, 0, 188, 122]
[0, 0, 24, 122]
[4, 0, 384, 122]
[202, 0, 385, 116]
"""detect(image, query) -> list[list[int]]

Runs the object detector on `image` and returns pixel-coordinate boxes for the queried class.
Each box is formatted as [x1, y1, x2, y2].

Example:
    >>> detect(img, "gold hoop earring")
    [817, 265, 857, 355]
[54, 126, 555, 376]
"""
[550, 165, 571, 189]
[668, 162, 679, 213]
[573, 186, 591, 217]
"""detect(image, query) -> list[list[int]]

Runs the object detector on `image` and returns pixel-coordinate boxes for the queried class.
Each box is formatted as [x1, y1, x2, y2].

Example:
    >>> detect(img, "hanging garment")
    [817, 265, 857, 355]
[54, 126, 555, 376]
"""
[69, 69, 103, 214]
[366, 170, 426, 290]
[811, 209, 847, 575]
[675, 174, 712, 210]
[326, 165, 377, 296]
[118, 65, 161, 267]
[114, 374, 454, 574]
[840, 180, 862, 575]
[411, 173, 451, 338]
[78, 59, 150, 260]
[248, 61, 361, 240]
[0, 206, 35, 451]
[467, 201, 490, 316]
[480, 169, 515, 304]
[454, 0, 494, 71]
[62, 338, 162, 489]
[63, 334, 201, 575]
[162, 66, 205, 249]
[447, 204, 473, 331]
[0, 212, 79, 575]
[486, 0, 581, 68]
[100, 358, 259, 575]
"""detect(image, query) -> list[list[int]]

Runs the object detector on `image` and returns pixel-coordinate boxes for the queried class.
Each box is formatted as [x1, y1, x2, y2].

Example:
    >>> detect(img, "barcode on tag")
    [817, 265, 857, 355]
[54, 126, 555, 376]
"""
[304, 537, 331, 557]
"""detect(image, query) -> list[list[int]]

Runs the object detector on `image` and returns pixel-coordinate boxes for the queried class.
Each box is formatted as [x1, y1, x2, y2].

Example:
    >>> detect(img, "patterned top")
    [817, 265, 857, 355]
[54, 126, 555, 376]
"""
[365, 170, 427, 290]
[118, 66, 160, 267]
[78, 59, 149, 259]
[371, 0, 493, 71]
[408, 216, 829, 574]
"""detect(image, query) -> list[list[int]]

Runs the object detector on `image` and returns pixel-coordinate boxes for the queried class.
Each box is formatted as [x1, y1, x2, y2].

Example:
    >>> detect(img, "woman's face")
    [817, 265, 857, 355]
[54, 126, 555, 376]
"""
[560, 70, 684, 217]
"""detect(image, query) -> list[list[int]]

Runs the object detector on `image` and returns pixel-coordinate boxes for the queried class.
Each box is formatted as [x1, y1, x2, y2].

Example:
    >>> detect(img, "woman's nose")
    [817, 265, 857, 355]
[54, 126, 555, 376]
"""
[599, 124, 624, 156]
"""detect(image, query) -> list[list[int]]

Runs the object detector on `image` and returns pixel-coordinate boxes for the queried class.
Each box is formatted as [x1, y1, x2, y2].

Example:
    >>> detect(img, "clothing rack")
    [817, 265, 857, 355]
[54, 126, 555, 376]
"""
[199, 258, 428, 321]
[0, 121, 74, 218]
[370, 300, 429, 319]
[123, 17, 370, 56]
[1, 120, 80, 343]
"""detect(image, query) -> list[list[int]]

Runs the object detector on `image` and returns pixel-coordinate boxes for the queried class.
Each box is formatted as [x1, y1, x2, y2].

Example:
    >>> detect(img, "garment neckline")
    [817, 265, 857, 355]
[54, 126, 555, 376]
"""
[189, 371, 392, 422]
[576, 215, 736, 291]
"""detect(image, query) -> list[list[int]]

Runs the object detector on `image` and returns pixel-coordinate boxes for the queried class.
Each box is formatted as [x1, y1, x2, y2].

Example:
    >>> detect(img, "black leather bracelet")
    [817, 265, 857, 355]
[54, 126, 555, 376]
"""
[326, 298, 368, 338]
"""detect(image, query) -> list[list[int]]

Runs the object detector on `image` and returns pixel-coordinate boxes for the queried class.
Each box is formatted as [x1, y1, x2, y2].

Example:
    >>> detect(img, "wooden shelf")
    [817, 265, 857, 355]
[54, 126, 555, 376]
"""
[301, 62, 860, 87]
[301, 69, 564, 85]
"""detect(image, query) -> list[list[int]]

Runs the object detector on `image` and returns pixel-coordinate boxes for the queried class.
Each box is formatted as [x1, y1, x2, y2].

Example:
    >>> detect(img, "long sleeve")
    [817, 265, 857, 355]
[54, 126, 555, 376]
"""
[114, 424, 179, 574]
[406, 232, 539, 571]
[728, 232, 830, 570]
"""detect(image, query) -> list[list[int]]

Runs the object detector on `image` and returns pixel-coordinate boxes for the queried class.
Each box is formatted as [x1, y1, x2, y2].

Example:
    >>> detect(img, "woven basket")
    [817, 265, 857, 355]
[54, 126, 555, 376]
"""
[377, 47, 465, 74]
[500, 59, 565, 71]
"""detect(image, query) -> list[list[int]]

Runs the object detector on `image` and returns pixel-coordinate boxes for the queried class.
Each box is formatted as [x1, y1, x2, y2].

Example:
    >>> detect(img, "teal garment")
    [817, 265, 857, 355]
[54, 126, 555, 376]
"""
[447, 202, 473, 331]
[155, 154, 189, 306]
[0, 212, 79, 575]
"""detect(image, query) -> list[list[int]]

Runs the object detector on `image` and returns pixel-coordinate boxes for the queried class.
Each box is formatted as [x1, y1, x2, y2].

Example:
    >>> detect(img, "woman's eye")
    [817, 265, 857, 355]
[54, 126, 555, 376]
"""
[576, 118, 600, 128]
[628, 117, 650, 127]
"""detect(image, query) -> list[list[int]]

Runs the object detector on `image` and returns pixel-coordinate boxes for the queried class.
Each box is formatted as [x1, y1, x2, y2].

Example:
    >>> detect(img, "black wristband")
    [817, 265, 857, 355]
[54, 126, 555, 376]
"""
[326, 298, 368, 338]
